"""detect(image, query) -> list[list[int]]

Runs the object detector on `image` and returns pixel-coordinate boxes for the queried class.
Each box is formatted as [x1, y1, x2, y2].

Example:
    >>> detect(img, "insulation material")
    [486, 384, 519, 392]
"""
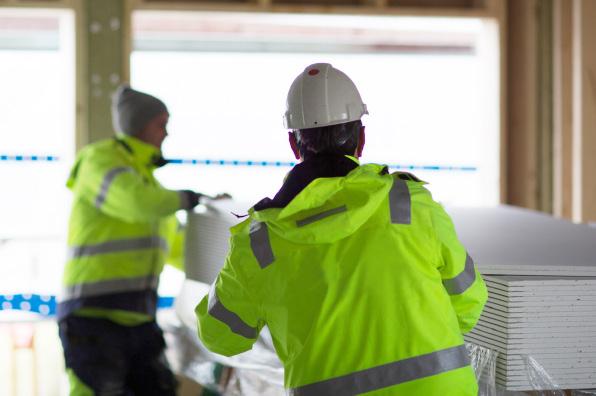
[465, 275, 596, 391]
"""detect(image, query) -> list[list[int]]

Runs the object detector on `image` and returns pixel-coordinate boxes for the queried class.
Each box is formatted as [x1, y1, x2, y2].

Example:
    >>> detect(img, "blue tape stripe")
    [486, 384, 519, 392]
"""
[0, 294, 175, 317]
[168, 158, 477, 172]
[0, 154, 477, 171]
[0, 155, 59, 162]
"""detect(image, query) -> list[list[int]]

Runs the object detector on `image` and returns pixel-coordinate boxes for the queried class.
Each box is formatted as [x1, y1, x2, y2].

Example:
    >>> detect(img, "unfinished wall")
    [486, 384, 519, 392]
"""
[506, 0, 596, 224]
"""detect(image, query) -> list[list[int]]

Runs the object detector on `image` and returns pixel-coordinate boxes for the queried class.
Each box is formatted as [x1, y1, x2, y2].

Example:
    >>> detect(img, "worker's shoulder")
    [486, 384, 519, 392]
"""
[80, 138, 128, 166]
[229, 216, 253, 237]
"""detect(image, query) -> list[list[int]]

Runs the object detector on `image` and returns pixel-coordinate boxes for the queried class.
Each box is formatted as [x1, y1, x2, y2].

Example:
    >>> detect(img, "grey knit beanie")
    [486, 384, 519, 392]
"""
[111, 84, 168, 136]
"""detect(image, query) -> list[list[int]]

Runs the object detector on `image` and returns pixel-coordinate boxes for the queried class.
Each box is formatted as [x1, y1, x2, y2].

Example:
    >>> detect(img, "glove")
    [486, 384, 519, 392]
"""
[211, 193, 232, 201]
[179, 190, 202, 210]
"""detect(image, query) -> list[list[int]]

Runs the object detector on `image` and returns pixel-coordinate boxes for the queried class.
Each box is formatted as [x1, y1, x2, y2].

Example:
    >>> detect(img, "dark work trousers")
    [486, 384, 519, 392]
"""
[59, 315, 177, 396]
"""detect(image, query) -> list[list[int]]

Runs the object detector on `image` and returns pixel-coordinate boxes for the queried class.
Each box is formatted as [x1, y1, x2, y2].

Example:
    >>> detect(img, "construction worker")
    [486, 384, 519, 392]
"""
[196, 63, 487, 395]
[58, 85, 204, 395]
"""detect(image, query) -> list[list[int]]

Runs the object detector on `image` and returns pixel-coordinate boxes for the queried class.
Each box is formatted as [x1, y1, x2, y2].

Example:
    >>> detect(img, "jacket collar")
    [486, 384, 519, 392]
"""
[115, 134, 164, 168]
[254, 154, 360, 211]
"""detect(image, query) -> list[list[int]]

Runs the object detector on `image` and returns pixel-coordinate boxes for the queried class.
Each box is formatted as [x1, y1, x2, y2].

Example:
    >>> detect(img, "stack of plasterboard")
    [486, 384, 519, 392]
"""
[449, 206, 596, 389]
[465, 275, 596, 391]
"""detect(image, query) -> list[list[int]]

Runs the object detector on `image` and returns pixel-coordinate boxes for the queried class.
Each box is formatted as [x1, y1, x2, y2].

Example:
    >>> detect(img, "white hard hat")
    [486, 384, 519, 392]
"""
[283, 63, 368, 130]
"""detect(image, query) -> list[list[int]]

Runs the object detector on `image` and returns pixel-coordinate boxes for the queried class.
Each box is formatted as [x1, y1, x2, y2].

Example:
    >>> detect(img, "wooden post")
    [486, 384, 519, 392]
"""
[506, 0, 539, 210]
[505, 0, 554, 213]
[78, 0, 130, 147]
[552, 0, 573, 219]
[572, 0, 596, 223]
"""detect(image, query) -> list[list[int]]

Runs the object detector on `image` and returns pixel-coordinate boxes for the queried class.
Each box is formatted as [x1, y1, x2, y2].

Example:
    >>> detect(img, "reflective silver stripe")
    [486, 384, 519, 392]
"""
[389, 178, 411, 224]
[62, 275, 159, 300]
[249, 221, 274, 268]
[443, 253, 476, 295]
[296, 205, 348, 227]
[291, 344, 470, 396]
[95, 166, 133, 208]
[208, 286, 257, 339]
[68, 236, 168, 259]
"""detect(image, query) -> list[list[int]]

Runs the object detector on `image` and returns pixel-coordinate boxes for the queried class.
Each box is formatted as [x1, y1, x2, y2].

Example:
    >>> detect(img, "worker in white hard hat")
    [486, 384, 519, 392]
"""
[196, 63, 487, 395]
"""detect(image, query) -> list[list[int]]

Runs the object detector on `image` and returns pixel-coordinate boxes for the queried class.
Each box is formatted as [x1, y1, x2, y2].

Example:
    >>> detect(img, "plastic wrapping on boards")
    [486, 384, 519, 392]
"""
[466, 342, 498, 396]
[224, 368, 286, 396]
[521, 355, 566, 396]
[160, 310, 231, 394]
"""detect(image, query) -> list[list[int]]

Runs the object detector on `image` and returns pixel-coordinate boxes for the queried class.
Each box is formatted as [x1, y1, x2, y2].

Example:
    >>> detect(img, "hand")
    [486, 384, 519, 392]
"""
[180, 190, 202, 210]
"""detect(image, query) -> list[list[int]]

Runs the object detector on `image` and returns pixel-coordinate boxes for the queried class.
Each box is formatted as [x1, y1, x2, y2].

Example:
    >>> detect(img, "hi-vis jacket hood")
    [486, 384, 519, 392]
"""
[251, 162, 399, 245]
[197, 155, 488, 395]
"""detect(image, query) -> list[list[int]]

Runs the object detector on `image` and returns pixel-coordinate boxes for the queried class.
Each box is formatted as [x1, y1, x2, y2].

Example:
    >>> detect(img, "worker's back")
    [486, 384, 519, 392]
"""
[197, 161, 486, 395]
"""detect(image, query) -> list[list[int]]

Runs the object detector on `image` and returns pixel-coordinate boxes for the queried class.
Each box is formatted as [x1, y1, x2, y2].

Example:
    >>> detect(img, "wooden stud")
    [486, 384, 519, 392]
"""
[572, 0, 596, 223]
[552, 0, 573, 219]
[537, 0, 554, 214]
[132, 0, 498, 18]
[506, 0, 539, 210]
[84, 0, 128, 144]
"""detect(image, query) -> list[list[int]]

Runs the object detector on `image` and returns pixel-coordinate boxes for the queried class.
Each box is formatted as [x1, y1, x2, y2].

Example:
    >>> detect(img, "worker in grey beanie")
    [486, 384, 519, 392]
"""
[58, 83, 228, 395]
[111, 84, 169, 137]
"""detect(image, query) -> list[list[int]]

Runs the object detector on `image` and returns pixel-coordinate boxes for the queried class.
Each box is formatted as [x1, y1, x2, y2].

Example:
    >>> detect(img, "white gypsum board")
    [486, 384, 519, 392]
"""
[486, 288, 596, 300]
[495, 372, 596, 384]
[495, 377, 596, 390]
[184, 200, 247, 284]
[474, 317, 596, 335]
[497, 355, 596, 365]
[482, 305, 596, 317]
[484, 301, 596, 313]
[485, 295, 596, 307]
[470, 326, 596, 346]
[481, 267, 596, 276]
[496, 361, 596, 373]
[484, 274, 596, 285]
[464, 334, 596, 355]
[474, 322, 596, 339]
[496, 368, 596, 379]
[447, 206, 596, 274]
[466, 331, 596, 350]
[485, 286, 596, 297]
[477, 313, 596, 328]
[477, 309, 596, 324]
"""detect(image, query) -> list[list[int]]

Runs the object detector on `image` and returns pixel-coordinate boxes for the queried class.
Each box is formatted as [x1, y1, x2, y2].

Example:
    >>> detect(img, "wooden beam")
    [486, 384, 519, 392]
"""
[537, 0, 554, 213]
[506, 0, 539, 210]
[496, 0, 507, 204]
[0, 0, 76, 7]
[572, 0, 596, 223]
[552, 0, 573, 219]
[505, 0, 554, 213]
[82, 0, 130, 144]
[133, 0, 498, 18]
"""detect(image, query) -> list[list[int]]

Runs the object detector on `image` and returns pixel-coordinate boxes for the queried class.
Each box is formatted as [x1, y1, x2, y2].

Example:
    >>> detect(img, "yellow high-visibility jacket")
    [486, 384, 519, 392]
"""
[196, 159, 487, 395]
[58, 135, 184, 325]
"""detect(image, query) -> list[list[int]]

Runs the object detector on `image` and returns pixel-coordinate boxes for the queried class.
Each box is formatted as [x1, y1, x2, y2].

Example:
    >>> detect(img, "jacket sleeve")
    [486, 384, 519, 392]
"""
[75, 150, 182, 223]
[430, 202, 488, 334]
[195, 233, 263, 356]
